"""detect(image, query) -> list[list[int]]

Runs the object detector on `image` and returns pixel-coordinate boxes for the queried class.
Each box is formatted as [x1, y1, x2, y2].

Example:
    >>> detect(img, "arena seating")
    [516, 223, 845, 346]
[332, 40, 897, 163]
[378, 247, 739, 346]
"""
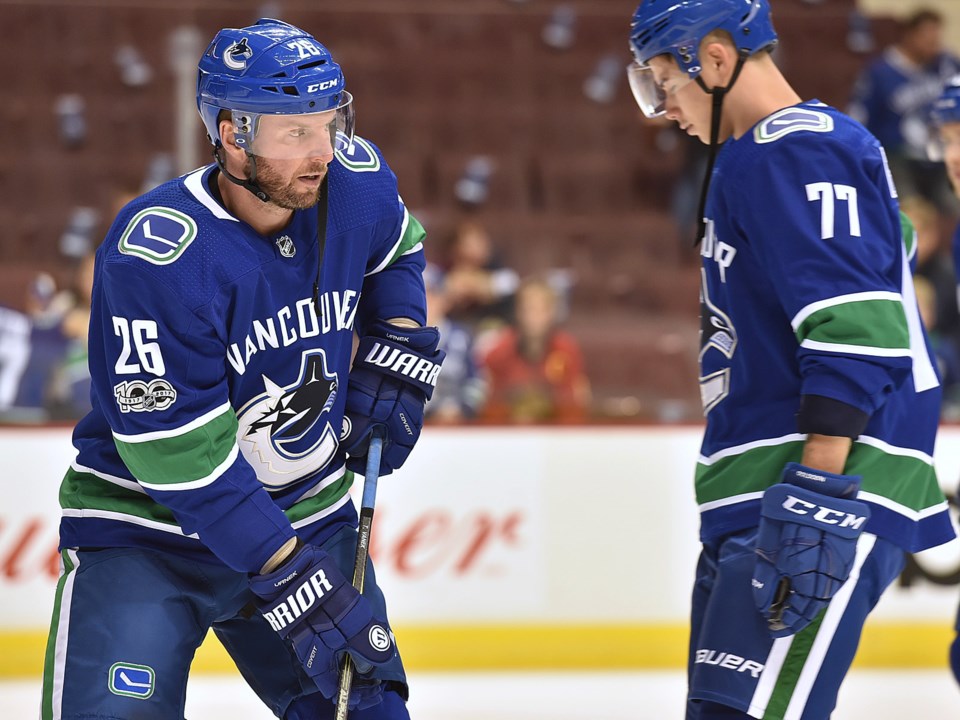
[1, 0, 895, 419]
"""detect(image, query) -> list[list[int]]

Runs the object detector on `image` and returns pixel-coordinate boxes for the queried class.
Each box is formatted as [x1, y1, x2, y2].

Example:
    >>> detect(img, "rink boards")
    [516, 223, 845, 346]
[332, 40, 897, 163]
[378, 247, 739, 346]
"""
[1, 426, 959, 676]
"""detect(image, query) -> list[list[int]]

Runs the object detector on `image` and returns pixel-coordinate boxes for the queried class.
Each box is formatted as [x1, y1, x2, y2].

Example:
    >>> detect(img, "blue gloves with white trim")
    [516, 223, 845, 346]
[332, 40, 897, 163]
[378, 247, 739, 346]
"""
[752, 462, 870, 637]
[249, 543, 395, 709]
[343, 320, 445, 476]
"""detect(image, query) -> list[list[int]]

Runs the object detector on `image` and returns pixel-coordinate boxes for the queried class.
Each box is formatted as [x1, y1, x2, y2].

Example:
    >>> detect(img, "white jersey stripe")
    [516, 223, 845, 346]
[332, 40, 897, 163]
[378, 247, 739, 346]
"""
[70, 461, 146, 494]
[798, 338, 912, 357]
[698, 434, 807, 466]
[748, 635, 794, 718]
[291, 492, 353, 530]
[61, 508, 196, 538]
[182, 166, 239, 222]
[365, 203, 410, 277]
[113, 402, 233, 443]
[51, 549, 80, 720]
[783, 533, 877, 719]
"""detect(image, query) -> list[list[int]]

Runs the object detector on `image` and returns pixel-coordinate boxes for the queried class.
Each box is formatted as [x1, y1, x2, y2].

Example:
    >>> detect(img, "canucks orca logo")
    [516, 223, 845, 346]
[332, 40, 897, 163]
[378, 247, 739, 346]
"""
[236, 350, 340, 489]
[699, 269, 737, 415]
[223, 38, 253, 71]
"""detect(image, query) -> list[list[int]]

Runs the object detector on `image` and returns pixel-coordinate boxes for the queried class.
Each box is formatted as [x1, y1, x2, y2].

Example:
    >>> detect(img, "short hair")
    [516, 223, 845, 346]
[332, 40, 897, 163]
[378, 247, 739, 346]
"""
[904, 8, 943, 33]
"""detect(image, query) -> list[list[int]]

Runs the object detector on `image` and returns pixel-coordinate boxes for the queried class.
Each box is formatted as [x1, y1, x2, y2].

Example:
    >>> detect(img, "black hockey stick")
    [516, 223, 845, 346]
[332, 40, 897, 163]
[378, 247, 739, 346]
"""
[335, 427, 385, 720]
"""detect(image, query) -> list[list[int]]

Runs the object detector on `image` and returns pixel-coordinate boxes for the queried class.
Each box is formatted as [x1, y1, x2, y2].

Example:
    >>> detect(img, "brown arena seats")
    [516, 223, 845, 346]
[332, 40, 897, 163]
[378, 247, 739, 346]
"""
[3, 0, 881, 419]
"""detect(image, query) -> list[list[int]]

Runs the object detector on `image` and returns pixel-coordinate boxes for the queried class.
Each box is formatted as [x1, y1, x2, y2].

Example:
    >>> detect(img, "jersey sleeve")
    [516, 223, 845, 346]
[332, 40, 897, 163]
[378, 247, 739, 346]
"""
[732, 132, 929, 422]
[357, 191, 428, 333]
[93, 258, 294, 573]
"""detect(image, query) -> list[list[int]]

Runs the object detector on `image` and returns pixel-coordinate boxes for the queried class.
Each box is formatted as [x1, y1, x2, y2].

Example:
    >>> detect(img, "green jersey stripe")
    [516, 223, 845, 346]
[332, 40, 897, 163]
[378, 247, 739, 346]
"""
[900, 210, 917, 262]
[790, 291, 902, 331]
[137, 446, 238, 493]
[364, 206, 426, 277]
[795, 298, 910, 351]
[60, 465, 352, 534]
[114, 409, 238, 487]
[765, 610, 827, 718]
[41, 549, 78, 720]
[112, 401, 233, 443]
[61, 467, 179, 524]
[697, 436, 943, 513]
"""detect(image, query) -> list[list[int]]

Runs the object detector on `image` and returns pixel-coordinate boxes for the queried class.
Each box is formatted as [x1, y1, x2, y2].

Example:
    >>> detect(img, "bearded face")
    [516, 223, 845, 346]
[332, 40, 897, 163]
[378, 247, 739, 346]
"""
[245, 155, 328, 210]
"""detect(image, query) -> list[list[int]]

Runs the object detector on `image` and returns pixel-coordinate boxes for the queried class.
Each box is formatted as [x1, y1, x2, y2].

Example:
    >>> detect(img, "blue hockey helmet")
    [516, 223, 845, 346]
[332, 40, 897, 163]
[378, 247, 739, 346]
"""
[627, 0, 778, 116]
[197, 18, 354, 156]
[932, 75, 960, 126]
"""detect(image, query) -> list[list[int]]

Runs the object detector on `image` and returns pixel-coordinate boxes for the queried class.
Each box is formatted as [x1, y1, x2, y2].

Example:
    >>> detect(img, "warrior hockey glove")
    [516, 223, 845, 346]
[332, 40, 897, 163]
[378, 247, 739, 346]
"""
[344, 320, 445, 475]
[752, 462, 870, 638]
[249, 543, 396, 710]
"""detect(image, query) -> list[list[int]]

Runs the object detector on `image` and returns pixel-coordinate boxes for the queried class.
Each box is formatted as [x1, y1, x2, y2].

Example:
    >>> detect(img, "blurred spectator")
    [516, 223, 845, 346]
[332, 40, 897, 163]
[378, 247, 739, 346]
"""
[902, 195, 960, 341]
[443, 218, 519, 337]
[5, 273, 73, 422]
[49, 252, 96, 419]
[914, 274, 960, 415]
[480, 276, 590, 423]
[0, 305, 30, 413]
[849, 8, 960, 213]
[423, 264, 486, 423]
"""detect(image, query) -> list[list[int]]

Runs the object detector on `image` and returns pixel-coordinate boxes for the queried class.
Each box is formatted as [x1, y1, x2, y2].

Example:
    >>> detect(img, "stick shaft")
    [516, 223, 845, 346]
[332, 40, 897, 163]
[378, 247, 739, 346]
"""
[334, 432, 384, 720]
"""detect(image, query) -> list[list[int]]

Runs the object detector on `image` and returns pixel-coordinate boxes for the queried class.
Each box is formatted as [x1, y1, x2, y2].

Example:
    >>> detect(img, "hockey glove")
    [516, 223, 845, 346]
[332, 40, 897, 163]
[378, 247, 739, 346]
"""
[249, 543, 396, 710]
[343, 320, 445, 476]
[752, 462, 870, 638]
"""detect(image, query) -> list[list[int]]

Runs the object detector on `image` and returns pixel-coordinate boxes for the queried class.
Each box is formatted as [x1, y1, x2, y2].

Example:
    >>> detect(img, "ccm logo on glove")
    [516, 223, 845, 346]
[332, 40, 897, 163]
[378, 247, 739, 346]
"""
[363, 342, 442, 388]
[779, 495, 868, 529]
[262, 568, 334, 631]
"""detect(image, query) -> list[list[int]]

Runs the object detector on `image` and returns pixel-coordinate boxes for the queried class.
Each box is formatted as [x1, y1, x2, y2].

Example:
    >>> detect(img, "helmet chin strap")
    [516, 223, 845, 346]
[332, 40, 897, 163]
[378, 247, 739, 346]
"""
[213, 144, 271, 203]
[692, 50, 749, 246]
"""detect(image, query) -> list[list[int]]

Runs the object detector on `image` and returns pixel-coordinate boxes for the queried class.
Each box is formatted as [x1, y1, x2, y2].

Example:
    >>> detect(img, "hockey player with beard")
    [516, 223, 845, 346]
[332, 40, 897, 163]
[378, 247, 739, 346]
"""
[40, 18, 443, 720]
[628, 1, 954, 718]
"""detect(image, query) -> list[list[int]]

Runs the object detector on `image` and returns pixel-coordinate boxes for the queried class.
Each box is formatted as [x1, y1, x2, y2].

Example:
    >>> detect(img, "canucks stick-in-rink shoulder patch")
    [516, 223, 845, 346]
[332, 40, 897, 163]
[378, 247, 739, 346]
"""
[108, 662, 155, 699]
[114, 379, 177, 413]
[754, 107, 834, 144]
[335, 135, 381, 173]
[118, 207, 198, 265]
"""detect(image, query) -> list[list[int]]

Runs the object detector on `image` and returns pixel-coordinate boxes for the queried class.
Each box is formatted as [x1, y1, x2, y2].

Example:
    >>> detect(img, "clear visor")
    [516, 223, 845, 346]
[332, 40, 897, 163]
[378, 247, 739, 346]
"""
[626, 60, 698, 119]
[232, 92, 355, 161]
[627, 61, 667, 118]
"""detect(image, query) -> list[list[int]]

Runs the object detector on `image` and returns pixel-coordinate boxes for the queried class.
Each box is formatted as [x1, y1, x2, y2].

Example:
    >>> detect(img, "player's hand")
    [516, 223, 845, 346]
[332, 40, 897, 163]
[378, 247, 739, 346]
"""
[752, 462, 870, 637]
[249, 543, 396, 709]
[343, 320, 445, 475]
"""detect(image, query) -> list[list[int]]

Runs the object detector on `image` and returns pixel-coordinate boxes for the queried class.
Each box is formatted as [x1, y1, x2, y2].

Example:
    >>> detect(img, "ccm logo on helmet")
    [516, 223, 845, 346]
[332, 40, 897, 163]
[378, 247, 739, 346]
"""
[261, 568, 334, 632]
[781, 495, 867, 529]
[307, 79, 339, 93]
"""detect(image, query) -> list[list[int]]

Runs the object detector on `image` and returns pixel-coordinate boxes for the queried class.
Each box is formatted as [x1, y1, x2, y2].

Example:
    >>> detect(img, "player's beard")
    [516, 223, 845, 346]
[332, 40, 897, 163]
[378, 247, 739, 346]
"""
[247, 155, 327, 211]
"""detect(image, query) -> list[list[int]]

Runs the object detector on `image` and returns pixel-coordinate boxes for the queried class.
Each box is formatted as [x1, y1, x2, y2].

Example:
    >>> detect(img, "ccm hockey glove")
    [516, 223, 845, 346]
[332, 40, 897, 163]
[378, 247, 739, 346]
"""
[752, 462, 870, 637]
[344, 320, 445, 475]
[249, 544, 396, 710]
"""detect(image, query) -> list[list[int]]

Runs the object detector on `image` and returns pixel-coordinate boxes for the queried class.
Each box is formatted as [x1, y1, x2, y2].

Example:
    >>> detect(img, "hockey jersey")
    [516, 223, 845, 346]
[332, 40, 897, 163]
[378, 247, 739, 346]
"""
[697, 101, 954, 553]
[59, 137, 427, 573]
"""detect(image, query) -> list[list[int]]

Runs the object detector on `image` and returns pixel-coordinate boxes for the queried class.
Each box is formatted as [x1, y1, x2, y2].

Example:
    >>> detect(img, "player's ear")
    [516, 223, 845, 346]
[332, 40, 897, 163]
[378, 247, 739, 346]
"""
[219, 119, 239, 150]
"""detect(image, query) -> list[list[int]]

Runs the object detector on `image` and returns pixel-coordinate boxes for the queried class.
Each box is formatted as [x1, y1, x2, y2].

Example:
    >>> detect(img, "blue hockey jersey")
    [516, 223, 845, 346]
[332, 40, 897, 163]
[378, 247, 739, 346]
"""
[848, 47, 960, 160]
[59, 137, 427, 573]
[696, 101, 954, 553]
